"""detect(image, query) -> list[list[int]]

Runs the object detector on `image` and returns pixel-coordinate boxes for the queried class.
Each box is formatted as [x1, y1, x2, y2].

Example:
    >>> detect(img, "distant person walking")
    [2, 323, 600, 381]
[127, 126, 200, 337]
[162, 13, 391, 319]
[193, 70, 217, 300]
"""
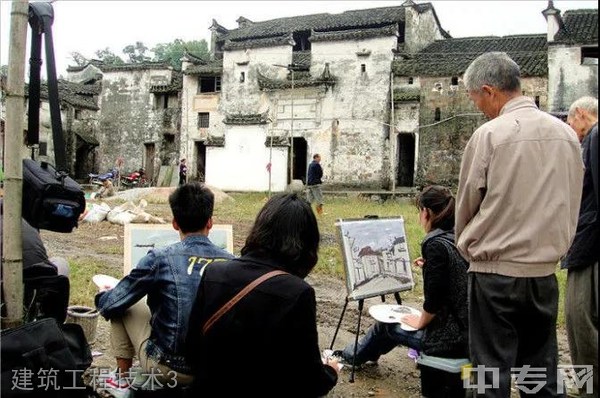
[563, 96, 598, 397]
[307, 154, 324, 216]
[457, 52, 583, 397]
[179, 158, 188, 186]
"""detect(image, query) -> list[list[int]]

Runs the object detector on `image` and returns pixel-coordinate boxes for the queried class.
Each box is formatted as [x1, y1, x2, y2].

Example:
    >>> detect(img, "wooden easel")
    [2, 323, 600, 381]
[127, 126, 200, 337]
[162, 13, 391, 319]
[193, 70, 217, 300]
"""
[329, 292, 403, 382]
[331, 214, 414, 382]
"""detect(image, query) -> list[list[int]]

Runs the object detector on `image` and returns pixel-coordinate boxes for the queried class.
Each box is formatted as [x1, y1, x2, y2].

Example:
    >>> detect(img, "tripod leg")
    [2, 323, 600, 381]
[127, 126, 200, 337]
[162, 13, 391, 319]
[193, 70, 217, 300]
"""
[350, 299, 364, 383]
[394, 292, 402, 305]
[329, 297, 349, 350]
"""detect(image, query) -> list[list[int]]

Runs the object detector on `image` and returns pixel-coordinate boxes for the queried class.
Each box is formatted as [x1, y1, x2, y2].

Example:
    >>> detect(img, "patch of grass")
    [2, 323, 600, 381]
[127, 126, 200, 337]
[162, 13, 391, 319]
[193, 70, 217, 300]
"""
[96, 244, 123, 255]
[69, 258, 121, 307]
[217, 193, 428, 281]
[67, 192, 570, 327]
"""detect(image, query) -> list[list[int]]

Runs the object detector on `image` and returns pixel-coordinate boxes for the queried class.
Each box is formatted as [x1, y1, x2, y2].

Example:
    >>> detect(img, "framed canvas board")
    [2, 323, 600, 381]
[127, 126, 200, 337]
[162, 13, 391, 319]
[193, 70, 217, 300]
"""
[336, 217, 414, 301]
[123, 224, 233, 274]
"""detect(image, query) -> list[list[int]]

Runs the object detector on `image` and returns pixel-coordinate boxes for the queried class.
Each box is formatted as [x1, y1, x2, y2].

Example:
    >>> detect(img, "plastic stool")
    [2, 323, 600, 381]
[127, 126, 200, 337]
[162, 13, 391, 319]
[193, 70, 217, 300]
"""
[416, 354, 471, 398]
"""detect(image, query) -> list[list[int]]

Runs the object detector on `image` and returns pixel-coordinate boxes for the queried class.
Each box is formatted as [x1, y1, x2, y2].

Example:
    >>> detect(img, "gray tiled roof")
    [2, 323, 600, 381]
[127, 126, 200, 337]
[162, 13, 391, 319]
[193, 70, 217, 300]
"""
[66, 59, 104, 73]
[554, 9, 598, 45]
[257, 67, 336, 91]
[392, 35, 548, 77]
[223, 112, 269, 125]
[76, 131, 100, 145]
[223, 33, 294, 50]
[67, 61, 170, 73]
[218, 3, 448, 46]
[205, 135, 225, 146]
[150, 72, 183, 94]
[98, 62, 171, 72]
[310, 24, 398, 42]
[184, 59, 223, 76]
[394, 86, 420, 102]
[31, 80, 100, 110]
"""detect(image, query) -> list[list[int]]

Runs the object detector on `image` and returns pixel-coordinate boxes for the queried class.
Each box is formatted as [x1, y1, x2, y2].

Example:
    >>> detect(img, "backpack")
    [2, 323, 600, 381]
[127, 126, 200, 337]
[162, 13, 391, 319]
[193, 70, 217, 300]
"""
[22, 159, 86, 233]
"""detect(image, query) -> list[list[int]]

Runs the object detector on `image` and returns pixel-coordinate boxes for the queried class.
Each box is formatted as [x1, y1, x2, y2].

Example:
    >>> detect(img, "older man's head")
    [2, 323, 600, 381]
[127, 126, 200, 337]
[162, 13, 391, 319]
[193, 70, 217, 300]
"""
[464, 52, 522, 119]
[567, 96, 598, 142]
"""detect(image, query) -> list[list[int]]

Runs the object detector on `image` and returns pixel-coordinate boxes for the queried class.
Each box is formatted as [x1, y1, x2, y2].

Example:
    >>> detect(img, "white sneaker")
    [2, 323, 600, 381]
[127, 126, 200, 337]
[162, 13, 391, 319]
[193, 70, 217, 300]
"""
[96, 369, 132, 398]
[104, 386, 131, 398]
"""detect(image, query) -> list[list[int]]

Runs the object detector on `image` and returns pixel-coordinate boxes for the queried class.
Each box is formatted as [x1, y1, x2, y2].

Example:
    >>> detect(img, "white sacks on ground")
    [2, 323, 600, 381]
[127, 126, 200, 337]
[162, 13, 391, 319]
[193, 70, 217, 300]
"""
[106, 200, 165, 225]
[81, 202, 111, 223]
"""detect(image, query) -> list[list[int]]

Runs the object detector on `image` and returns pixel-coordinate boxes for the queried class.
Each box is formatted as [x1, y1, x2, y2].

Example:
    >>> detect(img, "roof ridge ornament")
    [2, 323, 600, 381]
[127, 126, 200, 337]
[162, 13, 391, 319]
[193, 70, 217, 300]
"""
[236, 16, 254, 28]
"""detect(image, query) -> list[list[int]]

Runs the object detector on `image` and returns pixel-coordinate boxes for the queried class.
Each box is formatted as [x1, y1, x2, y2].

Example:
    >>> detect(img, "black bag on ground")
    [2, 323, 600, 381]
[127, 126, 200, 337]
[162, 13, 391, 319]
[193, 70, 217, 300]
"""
[22, 159, 86, 233]
[0, 318, 92, 397]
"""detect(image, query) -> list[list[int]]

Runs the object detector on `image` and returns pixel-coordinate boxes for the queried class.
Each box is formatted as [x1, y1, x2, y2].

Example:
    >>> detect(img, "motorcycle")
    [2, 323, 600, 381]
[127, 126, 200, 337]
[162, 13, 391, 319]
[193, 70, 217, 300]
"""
[120, 168, 149, 189]
[89, 168, 119, 186]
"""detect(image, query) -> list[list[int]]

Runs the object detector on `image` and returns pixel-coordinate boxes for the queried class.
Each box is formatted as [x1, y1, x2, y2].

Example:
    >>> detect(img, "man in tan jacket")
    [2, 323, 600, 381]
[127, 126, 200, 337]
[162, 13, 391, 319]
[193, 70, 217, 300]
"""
[457, 52, 584, 397]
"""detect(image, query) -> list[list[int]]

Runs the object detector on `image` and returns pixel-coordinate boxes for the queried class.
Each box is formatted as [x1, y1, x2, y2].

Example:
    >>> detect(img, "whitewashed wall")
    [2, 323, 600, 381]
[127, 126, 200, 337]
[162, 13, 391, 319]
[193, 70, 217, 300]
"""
[404, 5, 447, 54]
[206, 126, 288, 192]
[547, 45, 598, 112]
[311, 35, 397, 187]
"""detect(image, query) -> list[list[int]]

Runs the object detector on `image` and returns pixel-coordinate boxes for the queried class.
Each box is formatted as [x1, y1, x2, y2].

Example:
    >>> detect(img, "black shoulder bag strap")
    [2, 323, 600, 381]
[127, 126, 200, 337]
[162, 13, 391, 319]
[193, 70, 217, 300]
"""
[27, 3, 67, 172]
[202, 270, 288, 335]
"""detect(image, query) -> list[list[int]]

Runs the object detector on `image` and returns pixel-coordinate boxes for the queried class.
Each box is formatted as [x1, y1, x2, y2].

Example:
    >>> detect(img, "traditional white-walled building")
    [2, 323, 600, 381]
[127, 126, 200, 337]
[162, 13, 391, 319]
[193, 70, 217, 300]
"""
[181, 2, 449, 192]
[42, 0, 596, 190]
[543, 3, 598, 114]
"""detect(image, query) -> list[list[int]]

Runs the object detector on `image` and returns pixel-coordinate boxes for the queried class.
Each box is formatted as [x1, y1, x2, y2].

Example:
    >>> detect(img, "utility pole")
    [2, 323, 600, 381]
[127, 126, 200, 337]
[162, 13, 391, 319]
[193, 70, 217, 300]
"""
[268, 128, 273, 197]
[2, 0, 29, 329]
[290, 66, 294, 183]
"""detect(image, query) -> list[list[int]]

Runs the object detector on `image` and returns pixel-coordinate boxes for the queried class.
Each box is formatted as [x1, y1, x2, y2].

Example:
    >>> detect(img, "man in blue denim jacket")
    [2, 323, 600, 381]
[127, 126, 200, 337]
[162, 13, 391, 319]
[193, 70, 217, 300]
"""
[95, 183, 233, 394]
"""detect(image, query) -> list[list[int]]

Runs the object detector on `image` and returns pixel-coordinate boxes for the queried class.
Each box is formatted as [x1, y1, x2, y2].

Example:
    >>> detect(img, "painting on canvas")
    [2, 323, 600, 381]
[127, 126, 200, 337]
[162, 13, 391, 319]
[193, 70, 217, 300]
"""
[336, 217, 414, 301]
[123, 224, 233, 274]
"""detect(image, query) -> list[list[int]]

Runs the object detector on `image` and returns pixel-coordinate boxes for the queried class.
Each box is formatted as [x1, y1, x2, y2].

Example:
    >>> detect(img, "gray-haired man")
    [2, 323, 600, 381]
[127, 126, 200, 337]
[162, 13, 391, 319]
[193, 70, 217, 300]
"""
[456, 52, 584, 397]
[564, 96, 598, 398]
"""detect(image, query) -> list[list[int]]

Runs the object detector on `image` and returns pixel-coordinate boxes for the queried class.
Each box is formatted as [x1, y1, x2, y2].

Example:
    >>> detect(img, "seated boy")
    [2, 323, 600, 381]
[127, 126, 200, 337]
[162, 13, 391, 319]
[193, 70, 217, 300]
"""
[95, 183, 234, 396]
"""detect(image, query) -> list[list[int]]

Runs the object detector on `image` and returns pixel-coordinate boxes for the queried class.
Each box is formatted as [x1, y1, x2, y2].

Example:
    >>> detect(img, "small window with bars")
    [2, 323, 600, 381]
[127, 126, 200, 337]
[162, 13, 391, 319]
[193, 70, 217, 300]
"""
[198, 113, 210, 128]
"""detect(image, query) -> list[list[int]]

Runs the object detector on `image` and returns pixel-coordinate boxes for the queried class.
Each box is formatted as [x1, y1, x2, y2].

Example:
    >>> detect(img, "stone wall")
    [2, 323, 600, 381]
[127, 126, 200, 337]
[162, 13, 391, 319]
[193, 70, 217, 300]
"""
[96, 68, 174, 176]
[415, 76, 547, 188]
[547, 45, 598, 113]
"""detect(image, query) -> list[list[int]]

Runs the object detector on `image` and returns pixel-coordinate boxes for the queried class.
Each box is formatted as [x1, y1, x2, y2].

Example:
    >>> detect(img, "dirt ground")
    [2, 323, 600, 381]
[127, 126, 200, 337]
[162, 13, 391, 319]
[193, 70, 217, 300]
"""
[40, 202, 573, 398]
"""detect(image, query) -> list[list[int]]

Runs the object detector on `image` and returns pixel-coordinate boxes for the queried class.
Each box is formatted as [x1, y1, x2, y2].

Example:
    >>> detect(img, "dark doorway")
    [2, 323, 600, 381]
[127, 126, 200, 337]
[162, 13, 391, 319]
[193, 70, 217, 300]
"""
[74, 144, 96, 180]
[195, 141, 206, 182]
[397, 133, 415, 187]
[291, 137, 307, 183]
[144, 143, 155, 183]
[74, 135, 97, 180]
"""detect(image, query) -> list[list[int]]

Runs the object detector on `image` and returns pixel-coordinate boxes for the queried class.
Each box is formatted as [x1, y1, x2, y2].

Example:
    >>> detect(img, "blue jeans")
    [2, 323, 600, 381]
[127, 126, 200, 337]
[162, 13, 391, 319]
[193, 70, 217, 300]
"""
[341, 322, 424, 365]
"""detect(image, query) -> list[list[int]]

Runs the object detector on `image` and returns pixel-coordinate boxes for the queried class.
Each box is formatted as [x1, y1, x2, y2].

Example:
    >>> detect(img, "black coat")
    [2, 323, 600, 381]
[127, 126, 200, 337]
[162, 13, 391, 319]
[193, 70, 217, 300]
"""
[564, 124, 599, 269]
[185, 253, 337, 397]
[307, 160, 323, 186]
[420, 229, 469, 358]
